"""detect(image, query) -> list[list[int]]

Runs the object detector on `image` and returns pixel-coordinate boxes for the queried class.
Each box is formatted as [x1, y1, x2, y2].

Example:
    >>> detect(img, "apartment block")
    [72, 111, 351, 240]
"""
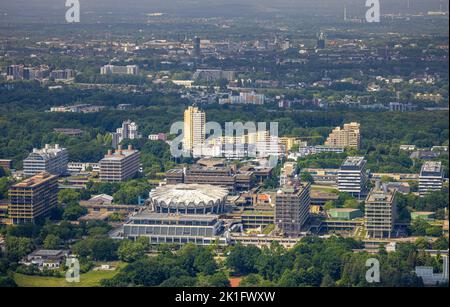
[8, 173, 58, 224]
[112, 120, 141, 148]
[325, 122, 361, 149]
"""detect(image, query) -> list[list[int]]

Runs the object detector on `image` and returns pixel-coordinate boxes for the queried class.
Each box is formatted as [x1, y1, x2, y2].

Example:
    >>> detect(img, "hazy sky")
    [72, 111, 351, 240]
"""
[0, 0, 447, 19]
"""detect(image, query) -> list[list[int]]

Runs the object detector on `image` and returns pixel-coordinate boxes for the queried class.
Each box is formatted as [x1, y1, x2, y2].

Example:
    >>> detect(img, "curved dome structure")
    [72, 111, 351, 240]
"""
[150, 184, 229, 214]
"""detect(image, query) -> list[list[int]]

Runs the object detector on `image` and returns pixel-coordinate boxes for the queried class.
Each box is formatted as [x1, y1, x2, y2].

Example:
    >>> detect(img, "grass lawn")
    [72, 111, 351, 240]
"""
[14, 262, 124, 287]
[311, 185, 339, 193]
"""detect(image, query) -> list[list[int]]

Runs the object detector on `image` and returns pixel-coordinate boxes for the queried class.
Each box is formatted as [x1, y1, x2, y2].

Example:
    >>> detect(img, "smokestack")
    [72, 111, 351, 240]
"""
[375, 180, 381, 191]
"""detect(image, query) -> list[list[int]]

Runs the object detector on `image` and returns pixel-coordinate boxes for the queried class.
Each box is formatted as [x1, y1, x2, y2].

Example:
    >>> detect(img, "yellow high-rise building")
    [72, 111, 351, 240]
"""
[183, 106, 206, 151]
[325, 122, 361, 149]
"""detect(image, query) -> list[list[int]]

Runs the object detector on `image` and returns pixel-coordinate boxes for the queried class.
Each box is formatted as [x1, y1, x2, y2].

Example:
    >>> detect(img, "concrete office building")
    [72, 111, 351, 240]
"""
[122, 211, 226, 246]
[365, 182, 397, 238]
[338, 156, 367, 199]
[325, 122, 361, 149]
[183, 106, 206, 152]
[100, 64, 139, 76]
[419, 161, 444, 196]
[275, 182, 311, 237]
[99, 145, 140, 182]
[8, 173, 58, 224]
[23, 144, 68, 177]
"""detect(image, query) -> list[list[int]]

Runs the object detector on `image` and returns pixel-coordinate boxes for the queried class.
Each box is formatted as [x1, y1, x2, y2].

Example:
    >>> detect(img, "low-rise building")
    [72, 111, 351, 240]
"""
[22, 249, 70, 270]
[122, 211, 226, 246]
[328, 208, 363, 220]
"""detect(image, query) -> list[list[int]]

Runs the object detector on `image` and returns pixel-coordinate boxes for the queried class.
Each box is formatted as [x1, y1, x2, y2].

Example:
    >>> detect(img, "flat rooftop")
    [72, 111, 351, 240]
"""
[101, 149, 139, 161]
[421, 161, 443, 174]
[130, 210, 219, 222]
[366, 188, 395, 203]
[341, 156, 366, 168]
[13, 173, 57, 188]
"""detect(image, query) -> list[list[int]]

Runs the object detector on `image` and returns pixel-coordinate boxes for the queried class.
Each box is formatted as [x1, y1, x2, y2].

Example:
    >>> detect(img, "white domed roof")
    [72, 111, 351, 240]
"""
[150, 184, 229, 207]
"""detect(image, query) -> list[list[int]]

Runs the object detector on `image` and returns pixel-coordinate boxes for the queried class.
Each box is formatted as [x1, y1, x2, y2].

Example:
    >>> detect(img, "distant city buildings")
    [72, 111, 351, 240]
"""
[148, 133, 167, 141]
[275, 182, 311, 237]
[8, 173, 58, 224]
[389, 102, 417, 112]
[219, 91, 266, 105]
[50, 104, 106, 113]
[6, 64, 49, 81]
[53, 128, 84, 137]
[49, 69, 76, 80]
[316, 32, 326, 49]
[338, 156, 368, 199]
[112, 120, 141, 148]
[23, 144, 68, 177]
[193, 36, 201, 57]
[365, 181, 397, 238]
[290, 145, 345, 160]
[193, 69, 236, 82]
[100, 64, 139, 76]
[419, 161, 444, 197]
[325, 122, 361, 149]
[99, 145, 141, 182]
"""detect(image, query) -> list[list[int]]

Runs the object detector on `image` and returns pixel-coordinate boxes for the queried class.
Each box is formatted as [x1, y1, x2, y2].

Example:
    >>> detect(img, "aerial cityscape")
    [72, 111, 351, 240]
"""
[0, 0, 448, 293]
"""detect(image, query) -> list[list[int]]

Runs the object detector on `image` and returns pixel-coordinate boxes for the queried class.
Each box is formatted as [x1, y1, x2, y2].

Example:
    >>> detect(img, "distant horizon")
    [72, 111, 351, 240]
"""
[0, 0, 448, 21]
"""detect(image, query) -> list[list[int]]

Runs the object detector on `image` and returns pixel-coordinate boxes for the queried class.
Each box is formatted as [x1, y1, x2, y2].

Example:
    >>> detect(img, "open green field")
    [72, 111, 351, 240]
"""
[14, 263, 124, 287]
